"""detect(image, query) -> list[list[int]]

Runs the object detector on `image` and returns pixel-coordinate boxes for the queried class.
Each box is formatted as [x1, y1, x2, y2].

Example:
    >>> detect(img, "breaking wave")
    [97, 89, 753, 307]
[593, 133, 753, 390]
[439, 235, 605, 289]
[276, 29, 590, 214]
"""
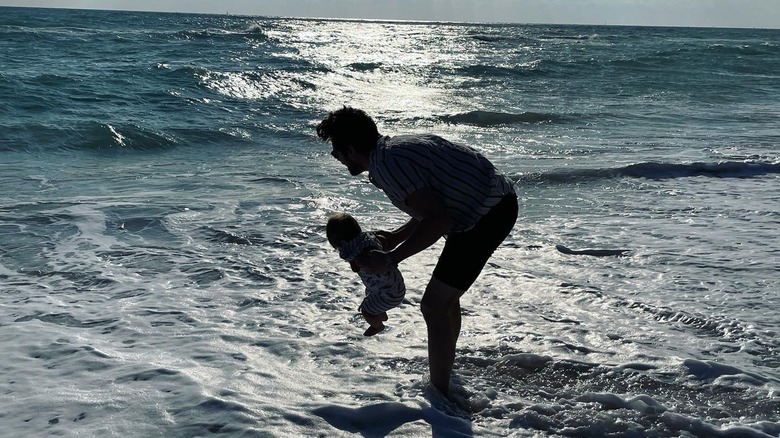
[439, 110, 559, 126]
[514, 161, 780, 184]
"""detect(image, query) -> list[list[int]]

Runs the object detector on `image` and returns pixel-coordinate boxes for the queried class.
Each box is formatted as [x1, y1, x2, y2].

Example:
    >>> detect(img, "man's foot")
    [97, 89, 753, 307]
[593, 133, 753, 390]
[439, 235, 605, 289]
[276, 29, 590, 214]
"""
[363, 325, 384, 336]
[423, 382, 472, 419]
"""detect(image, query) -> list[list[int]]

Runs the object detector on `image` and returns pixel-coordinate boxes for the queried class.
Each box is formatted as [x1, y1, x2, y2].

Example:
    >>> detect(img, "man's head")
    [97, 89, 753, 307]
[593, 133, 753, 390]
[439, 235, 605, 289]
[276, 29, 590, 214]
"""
[317, 106, 380, 175]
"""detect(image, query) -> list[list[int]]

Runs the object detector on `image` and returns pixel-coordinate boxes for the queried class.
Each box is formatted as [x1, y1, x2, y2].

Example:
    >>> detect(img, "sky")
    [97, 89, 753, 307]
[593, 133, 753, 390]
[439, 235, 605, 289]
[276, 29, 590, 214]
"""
[1, 0, 779, 29]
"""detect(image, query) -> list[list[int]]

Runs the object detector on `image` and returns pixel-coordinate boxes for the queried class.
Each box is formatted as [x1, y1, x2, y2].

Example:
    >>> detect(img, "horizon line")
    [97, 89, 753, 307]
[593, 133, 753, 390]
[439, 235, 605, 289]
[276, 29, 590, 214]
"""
[1, 5, 778, 31]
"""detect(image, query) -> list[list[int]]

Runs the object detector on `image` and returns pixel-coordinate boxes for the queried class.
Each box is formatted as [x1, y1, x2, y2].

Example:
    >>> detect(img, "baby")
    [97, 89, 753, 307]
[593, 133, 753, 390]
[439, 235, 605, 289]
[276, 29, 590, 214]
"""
[326, 212, 406, 336]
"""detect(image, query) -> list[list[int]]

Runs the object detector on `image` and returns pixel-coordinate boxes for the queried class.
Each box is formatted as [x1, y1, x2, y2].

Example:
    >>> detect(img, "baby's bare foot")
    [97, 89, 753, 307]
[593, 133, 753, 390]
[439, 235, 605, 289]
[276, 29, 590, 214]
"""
[363, 325, 385, 336]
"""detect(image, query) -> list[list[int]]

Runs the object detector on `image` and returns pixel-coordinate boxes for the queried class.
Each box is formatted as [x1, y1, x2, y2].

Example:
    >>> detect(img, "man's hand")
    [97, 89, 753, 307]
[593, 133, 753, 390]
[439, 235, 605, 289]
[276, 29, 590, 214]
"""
[373, 232, 392, 251]
[371, 218, 420, 252]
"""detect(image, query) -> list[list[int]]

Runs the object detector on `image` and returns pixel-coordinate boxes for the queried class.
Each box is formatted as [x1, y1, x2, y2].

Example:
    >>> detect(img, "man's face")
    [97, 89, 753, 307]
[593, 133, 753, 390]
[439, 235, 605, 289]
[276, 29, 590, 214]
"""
[331, 145, 364, 176]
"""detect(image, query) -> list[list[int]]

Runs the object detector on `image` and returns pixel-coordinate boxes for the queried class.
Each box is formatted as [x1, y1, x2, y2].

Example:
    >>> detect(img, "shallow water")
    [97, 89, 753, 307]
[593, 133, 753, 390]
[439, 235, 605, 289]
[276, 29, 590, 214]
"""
[1, 7, 779, 437]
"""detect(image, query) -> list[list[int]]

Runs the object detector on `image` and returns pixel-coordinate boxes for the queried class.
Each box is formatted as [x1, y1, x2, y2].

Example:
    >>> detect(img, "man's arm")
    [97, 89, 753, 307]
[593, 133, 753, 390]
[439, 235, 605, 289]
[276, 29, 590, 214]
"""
[360, 187, 451, 271]
[375, 218, 419, 251]
[389, 186, 451, 264]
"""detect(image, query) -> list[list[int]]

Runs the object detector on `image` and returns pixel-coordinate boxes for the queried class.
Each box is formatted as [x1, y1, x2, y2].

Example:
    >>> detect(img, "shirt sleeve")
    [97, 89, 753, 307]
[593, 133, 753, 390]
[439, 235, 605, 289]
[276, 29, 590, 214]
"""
[378, 142, 431, 203]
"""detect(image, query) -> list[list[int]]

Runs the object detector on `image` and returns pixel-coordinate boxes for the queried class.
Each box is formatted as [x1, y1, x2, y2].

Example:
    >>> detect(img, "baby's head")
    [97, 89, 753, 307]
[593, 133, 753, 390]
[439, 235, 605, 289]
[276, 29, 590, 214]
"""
[326, 213, 362, 249]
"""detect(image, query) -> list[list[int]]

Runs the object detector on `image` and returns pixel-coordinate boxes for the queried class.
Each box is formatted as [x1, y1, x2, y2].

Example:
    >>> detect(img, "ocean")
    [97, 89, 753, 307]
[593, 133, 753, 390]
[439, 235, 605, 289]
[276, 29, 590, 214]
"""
[1, 6, 779, 437]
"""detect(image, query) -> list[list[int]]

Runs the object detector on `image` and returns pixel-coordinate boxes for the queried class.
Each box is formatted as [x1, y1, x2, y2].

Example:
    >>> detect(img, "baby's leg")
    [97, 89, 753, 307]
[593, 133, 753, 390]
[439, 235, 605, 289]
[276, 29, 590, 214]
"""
[362, 310, 387, 336]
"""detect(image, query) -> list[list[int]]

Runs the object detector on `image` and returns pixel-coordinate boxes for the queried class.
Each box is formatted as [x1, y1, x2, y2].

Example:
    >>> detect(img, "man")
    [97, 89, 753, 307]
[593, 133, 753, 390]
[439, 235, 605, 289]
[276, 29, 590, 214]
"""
[317, 106, 517, 397]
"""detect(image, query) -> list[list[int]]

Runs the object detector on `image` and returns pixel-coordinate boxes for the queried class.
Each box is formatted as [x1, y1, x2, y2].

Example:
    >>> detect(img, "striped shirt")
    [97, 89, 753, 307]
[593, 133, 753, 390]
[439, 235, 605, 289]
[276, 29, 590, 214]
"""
[368, 134, 515, 233]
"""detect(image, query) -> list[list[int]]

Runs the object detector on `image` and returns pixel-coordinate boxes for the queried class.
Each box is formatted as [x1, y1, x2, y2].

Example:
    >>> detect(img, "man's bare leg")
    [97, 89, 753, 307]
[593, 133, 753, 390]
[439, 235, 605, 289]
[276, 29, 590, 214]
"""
[421, 276, 464, 396]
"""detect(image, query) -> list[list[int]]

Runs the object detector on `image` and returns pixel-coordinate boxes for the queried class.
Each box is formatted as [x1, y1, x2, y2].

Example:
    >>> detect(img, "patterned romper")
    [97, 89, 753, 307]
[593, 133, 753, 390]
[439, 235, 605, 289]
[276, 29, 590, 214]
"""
[338, 232, 406, 315]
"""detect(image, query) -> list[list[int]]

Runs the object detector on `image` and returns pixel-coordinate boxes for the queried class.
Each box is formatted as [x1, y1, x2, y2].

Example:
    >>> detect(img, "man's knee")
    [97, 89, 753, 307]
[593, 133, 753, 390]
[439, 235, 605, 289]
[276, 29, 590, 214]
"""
[420, 277, 462, 320]
[420, 296, 442, 321]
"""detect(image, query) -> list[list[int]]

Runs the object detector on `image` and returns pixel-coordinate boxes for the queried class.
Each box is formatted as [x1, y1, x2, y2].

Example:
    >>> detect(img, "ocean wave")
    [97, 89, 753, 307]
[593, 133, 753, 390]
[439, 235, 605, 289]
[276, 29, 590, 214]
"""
[469, 34, 505, 42]
[347, 62, 383, 72]
[27, 73, 79, 86]
[707, 43, 771, 56]
[80, 123, 177, 151]
[16, 312, 118, 328]
[617, 42, 779, 75]
[0, 27, 56, 43]
[454, 63, 541, 78]
[439, 110, 558, 126]
[156, 64, 210, 77]
[155, 60, 321, 93]
[514, 161, 780, 184]
[201, 70, 316, 100]
[539, 33, 599, 41]
[12, 122, 178, 152]
[682, 359, 769, 383]
[198, 226, 253, 245]
[242, 24, 268, 40]
[152, 26, 267, 42]
[620, 161, 780, 179]
[174, 29, 234, 40]
[454, 59, 585, 80]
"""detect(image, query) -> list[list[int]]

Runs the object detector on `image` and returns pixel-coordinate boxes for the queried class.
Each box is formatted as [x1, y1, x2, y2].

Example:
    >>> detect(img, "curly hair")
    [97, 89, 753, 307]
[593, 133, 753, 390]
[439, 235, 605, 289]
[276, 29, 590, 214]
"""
[316, 106, 380, 154]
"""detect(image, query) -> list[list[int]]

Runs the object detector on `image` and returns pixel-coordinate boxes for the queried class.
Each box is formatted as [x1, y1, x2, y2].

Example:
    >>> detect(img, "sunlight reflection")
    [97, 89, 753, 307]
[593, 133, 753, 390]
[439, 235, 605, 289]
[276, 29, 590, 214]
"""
[265, 20, 479, 118]
[202, 70, 312, 100]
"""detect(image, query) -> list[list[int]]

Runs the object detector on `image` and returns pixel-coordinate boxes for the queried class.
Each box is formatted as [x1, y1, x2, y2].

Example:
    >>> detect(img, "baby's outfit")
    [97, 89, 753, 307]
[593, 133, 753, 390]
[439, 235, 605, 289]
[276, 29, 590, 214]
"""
[338, 232, 406, 315]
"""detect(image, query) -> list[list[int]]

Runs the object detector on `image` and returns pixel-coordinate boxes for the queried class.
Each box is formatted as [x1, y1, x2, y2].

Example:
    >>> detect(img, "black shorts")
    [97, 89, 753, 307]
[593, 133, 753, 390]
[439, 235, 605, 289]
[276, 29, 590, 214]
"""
[432, 194, 518, 291]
